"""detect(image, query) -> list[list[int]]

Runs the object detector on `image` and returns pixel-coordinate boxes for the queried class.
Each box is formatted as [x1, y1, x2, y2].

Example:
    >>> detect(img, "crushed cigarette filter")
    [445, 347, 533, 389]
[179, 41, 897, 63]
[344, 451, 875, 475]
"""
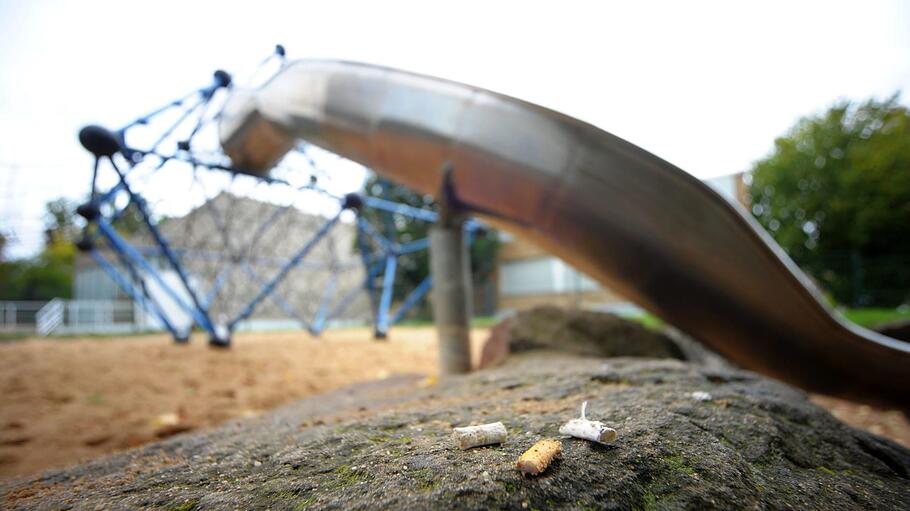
[452, 421, 507, 449]
[559, 401, 617, 444]
[517, 438, 562, 475]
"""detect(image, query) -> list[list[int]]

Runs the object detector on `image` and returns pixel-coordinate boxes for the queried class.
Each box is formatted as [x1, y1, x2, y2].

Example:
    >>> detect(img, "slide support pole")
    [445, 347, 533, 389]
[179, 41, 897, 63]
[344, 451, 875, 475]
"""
[430, 164, 473, 375]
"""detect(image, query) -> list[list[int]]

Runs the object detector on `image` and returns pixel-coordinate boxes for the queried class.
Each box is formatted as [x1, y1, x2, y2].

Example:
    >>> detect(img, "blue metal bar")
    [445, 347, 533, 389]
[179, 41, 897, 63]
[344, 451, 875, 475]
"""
[375, 254, 398, 335]
[146, 96, 206, 153]
[203, 263, 235, 308]
[98, 229, 164, 323]
[359, 250, 386, 268]
[108, 158, 215, 332]
[389, 276, 433, 325]
[108, 192, 142, 226]
[119, 89, 200, 131]
[246, 201, 294, 255]
[132, 149, 293, 184]
[95, 219, 211, 331]
[362, 196, 438, 222]
[90, 250, 180, 337]
[321, 281, 365, 328]
[357, 215, 395, 252]
[464, 219, 482, 232]
[361, 196, 482, 240]
[310, 272, 338, 334]
[227, 212, 342, 331]
[397, 237, 430, 254]
[100, 228, 166, 332]
[193, 179, 238, 257]
[239, 262, 312, 330]
[95, 182, 126, 205]
[361, 196, 483, 231]
[183, 94, 217, 143]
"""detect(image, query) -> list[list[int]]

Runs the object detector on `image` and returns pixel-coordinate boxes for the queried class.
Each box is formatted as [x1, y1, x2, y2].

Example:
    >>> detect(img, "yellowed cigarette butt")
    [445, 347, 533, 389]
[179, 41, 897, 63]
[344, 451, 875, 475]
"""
[517, 439, 562, 476]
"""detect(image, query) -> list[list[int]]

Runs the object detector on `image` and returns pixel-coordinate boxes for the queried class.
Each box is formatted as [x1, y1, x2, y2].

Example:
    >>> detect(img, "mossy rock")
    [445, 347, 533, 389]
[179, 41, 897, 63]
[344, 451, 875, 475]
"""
[3, 355, 908, 510]
[481, 306, 688, 368]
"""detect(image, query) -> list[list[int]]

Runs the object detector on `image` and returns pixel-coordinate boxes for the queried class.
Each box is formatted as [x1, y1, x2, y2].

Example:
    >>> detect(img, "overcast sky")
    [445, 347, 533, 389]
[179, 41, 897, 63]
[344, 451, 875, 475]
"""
[1, 0, 908, 258]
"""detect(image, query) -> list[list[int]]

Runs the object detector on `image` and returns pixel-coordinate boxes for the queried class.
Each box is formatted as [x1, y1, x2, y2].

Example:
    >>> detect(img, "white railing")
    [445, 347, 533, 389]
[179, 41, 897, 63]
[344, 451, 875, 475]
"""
[0, 301, 48, 333]
[36, 298, 65, 336]
[1, 299, 159, 336]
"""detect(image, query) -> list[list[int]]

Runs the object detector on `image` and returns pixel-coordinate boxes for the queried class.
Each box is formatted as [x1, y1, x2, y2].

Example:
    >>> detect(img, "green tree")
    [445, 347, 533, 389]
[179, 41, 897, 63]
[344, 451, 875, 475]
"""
[110, 202, 147, 236]
[43, 197, 79, 245]
[748, 94, 910, 306]
[0, 198, 78, 300]
[359, 176, 498, 315]
[0, 241, 75, 300]
[0, 230, 8, 262]
[0, 196, 150, 301]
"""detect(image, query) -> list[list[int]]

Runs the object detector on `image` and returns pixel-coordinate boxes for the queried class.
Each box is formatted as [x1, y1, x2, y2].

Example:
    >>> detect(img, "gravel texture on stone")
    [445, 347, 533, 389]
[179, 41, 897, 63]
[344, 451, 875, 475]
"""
[3, 352, 909, 510]
[479, 306, 728, 370]
[507, 306, 687, 360]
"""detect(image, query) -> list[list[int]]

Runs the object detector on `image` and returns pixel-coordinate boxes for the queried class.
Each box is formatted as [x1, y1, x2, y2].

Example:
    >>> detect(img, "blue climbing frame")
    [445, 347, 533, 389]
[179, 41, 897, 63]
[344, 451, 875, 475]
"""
[75, 48, 483, 346]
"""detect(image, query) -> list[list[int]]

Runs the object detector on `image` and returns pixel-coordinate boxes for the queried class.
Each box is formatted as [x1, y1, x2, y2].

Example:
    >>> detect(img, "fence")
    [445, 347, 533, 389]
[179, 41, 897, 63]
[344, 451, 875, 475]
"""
[0, 299, 366, 337]
[0, 301, 47, 334]
[0, 299, 159, 336]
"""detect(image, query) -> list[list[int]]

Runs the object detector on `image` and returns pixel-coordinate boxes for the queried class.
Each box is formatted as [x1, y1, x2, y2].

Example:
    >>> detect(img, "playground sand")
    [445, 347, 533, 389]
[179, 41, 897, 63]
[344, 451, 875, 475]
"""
[0, 327, 907, 480]
[0, 327, 488, 479]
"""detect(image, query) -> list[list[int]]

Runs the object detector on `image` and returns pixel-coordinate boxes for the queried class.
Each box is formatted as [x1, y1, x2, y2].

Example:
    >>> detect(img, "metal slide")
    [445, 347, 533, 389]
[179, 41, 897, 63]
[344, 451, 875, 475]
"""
[219, 60, 909, 408]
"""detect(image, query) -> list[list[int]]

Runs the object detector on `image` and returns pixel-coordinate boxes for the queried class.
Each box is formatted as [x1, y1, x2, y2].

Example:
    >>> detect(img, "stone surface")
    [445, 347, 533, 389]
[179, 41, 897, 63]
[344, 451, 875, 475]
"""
[508, 306, 686, 360]
[479, 306, 725, 369]
[478, 316, 514, 368]
[4, 354, 909, 510]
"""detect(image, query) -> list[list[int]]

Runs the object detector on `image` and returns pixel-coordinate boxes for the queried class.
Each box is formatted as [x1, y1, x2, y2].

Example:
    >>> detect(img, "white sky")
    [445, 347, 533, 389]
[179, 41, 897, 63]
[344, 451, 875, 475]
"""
[1, 0, 908, 258]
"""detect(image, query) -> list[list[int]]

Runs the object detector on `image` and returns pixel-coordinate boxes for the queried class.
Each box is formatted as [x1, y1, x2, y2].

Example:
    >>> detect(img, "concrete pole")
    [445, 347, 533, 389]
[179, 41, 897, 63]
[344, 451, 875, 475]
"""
[430, 164, 473, 374]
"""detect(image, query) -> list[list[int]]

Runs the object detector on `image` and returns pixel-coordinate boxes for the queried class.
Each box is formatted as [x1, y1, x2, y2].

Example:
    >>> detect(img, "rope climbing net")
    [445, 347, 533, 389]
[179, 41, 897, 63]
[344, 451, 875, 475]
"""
[75, 46, 480, 346]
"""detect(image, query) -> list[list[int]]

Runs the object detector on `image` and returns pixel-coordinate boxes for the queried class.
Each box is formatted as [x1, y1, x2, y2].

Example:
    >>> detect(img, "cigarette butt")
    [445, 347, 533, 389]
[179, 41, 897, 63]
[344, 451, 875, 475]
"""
[517, 439, 561, 475]
[558, 419, 617, 444]
[559, 401, 617, 444]
[452, 422, 507, 449]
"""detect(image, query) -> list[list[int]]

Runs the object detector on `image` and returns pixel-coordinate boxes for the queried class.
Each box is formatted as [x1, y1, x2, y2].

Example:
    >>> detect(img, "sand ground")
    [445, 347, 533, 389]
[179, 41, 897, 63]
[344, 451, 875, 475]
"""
[0, 327, 907, 480]
[0, 327, 487, 479]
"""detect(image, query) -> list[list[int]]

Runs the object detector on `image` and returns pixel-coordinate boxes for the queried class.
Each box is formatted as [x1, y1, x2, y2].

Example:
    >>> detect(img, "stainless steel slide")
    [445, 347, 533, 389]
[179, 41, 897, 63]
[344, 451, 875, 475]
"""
[219, 60, 910, 408]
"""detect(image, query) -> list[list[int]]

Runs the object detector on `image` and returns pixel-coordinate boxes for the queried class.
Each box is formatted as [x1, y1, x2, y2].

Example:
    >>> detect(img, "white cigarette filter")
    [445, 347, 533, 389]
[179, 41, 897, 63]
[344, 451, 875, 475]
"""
[559, 401, 617, 444]
[452, 421, 508, 449]
[691, 391, 713, 402]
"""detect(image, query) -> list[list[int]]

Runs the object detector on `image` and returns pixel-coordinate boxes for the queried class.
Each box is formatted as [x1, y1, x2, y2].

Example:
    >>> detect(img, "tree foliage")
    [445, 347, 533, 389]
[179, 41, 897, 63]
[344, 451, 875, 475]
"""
[0, 230, 8, 262]
[0, 241, 75, 300]
[748, 94, 910, 306]
[110, 201, 148, 236]
[43, 197, 81, 246]
[359, 176, 498, 312]
[0, 198, 78, 300]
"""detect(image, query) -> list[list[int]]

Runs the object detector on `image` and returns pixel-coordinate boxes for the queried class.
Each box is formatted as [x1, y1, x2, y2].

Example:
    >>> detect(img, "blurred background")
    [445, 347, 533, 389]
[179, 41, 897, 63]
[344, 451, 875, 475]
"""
[0, 0, 908, 479]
